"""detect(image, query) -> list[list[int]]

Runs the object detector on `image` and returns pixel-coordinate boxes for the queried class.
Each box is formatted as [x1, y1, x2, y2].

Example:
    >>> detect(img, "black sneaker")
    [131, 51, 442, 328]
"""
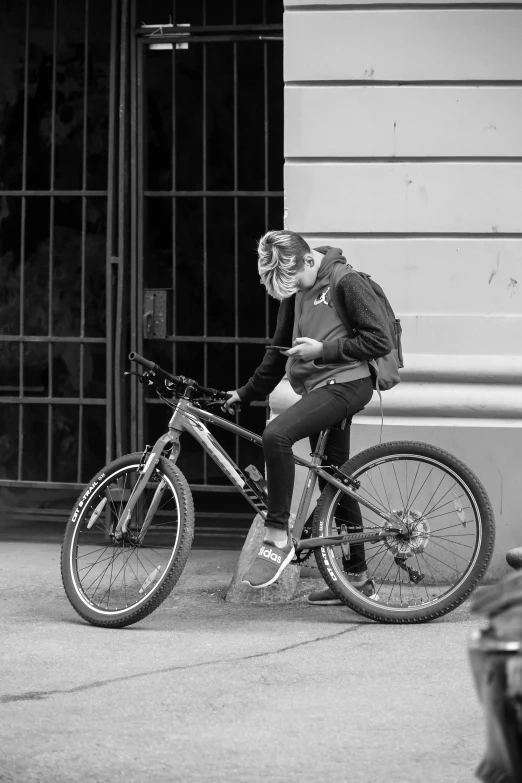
[307, 587, 342, 605]
[308, 577, 379, 605]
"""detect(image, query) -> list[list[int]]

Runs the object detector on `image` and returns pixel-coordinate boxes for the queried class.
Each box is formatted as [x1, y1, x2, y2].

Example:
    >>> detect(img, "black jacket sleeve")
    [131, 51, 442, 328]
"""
[236, 296, 295, 403]
[322, 272, 392, 364]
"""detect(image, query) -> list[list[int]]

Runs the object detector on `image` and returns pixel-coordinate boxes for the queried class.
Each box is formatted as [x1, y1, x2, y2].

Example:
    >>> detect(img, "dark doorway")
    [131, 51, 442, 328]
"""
[130, 1, 284, 495]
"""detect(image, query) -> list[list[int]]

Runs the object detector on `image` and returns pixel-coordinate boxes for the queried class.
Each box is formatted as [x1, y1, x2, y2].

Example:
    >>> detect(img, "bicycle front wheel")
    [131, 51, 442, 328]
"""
[61, 453, 194, 628]
[312, 441, 495, 623]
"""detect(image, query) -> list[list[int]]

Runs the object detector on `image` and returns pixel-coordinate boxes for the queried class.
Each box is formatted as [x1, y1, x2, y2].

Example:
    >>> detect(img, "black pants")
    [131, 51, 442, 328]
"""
[262, 376, 374, 573]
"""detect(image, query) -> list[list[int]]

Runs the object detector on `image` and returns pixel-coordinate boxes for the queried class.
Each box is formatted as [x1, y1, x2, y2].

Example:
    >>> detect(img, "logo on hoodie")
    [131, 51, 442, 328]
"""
[314, 287, 333, 307]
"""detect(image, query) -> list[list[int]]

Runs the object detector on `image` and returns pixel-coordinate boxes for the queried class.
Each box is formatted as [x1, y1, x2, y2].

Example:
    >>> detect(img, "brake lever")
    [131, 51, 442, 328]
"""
[123, 370, 154, 386]
[220, 401, 241, 415]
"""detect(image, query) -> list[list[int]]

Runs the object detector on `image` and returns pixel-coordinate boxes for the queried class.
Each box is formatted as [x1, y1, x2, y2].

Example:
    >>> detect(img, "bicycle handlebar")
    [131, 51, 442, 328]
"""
[128, 351, 230, 401]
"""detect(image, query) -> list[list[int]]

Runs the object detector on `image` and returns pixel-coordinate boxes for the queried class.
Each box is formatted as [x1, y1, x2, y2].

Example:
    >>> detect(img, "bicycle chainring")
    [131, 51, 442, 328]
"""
[291, 524, 315, 566]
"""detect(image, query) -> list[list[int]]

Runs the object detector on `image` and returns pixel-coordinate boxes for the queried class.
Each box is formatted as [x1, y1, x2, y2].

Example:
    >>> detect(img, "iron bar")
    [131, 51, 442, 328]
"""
[233, 0, 239, 466]
[135, 24, 144, 453]
[116, 0, 129, 458]
[0, 398, 106, 405]
[78, 0, 90, 482]
[0, 336, 106, 343]
[47, 0, 58, 483]
[125, 335, 272, 344]
[202, 15, 208, 485]
[18, 0, 31, 480]
[106, 0, 119, 466]
[144, 190, 283, 196]
[145, 35, 282, 44]
[130, 0, 139, 454]
[171, 9, 177, 376]
[263, 0, 270, 342]
[0, 190, 107, 196]
[0, 479, 239, 493]
[137, 24, 282, 35]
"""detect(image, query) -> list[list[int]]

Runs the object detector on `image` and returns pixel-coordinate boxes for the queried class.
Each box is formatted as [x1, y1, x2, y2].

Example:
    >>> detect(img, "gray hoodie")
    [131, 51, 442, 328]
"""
[286, 250, 370, 395]
[237, 246, 392, 403]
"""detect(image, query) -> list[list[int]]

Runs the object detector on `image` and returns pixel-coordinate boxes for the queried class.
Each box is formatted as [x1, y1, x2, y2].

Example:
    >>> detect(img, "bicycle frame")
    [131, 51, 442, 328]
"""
[113, 396, 403, 547]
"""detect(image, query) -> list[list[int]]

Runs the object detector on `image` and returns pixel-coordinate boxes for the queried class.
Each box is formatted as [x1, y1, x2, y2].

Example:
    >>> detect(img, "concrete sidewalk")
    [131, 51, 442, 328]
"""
[0, 539, 486, 783]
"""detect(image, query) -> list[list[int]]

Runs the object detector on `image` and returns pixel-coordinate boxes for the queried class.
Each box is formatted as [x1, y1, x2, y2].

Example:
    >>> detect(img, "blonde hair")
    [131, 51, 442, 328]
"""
[257, 230, 310, 300]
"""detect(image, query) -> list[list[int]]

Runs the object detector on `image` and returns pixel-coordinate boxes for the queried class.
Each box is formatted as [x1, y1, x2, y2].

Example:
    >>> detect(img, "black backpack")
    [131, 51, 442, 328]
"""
[329, 263, 404, 392]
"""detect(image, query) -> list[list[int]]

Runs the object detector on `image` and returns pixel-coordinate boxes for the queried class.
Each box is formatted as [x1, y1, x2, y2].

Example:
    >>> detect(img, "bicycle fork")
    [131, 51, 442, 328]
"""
[112, 433, 173, 540]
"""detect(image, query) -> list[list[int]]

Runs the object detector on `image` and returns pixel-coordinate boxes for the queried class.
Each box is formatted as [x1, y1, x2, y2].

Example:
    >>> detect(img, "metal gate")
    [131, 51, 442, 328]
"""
[129, 2, 283, 491]
[0, 0, 123, 496]
[0, 0, 283, 510]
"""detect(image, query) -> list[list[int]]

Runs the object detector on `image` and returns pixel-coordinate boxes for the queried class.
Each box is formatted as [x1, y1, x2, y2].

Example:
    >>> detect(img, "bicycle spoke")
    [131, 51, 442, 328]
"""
[364, 474, 390, 514]
[427, 536, 473, 561]
[405, 466, 434, 513]
[414, 552, 432, 601]
[386, 563, 401, 605]
[422, 493, 468, 519]
[97, 547, 136, 607]
[77, 552, 117, 576]
[377, 465, 392, 511]
[392, 462, 406, 509]
[87, 549, 120, 600]
[429, 534, 474, 549]
[420, 483, 462, 520]
[418, 549, 462, 579]
[333, 508, 382, 530]
[404, 462, 421, 511]
[426, 507, 473, 522]
[417, 473, 448, 521]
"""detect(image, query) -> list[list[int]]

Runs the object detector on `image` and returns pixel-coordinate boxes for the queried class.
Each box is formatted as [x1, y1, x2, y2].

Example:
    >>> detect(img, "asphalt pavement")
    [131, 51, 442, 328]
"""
[0, 539, 487, 783]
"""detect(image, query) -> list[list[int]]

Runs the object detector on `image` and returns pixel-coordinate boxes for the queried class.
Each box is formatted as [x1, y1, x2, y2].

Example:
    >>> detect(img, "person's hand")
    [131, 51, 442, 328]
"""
[222, 390, 241, 415]
[285, 338, 323, 361]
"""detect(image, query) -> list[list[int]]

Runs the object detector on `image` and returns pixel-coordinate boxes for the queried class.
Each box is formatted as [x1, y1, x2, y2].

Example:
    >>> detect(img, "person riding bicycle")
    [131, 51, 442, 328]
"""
[224, 230, 392, 599]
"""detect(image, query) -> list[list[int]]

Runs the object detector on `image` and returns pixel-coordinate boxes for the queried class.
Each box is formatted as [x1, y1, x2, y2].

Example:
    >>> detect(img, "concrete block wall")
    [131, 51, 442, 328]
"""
[283, 0, 522, 578]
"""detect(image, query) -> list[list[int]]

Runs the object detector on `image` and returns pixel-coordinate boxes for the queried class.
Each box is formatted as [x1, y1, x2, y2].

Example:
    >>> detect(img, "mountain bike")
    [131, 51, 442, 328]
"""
[61, 352, 495, 628]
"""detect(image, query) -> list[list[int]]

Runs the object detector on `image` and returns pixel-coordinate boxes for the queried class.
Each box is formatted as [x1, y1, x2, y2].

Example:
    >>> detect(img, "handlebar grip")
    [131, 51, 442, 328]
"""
[128, 351, 156, 371]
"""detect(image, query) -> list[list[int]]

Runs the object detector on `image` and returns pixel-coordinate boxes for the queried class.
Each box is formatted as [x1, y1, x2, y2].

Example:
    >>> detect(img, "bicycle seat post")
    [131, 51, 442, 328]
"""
[311, 428, 330, 463]
[291, 428, 330, 542]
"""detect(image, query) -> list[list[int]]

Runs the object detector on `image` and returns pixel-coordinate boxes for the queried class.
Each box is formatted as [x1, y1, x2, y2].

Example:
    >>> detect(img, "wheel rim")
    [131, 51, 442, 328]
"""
[68, 464, 181, 616]
[323, 454, 483, 613]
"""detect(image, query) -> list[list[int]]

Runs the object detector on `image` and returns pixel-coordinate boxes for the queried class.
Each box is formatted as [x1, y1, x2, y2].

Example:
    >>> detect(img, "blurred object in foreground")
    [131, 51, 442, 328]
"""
[469, 571, 522, 783]
[506, 547, 522, 571]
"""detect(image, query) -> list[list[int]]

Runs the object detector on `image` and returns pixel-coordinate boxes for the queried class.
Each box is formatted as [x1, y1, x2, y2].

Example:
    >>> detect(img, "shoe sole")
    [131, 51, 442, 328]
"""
[308, 579, 379, 605]
[307, 598, 343, 606]
[242, 545, 296, 589]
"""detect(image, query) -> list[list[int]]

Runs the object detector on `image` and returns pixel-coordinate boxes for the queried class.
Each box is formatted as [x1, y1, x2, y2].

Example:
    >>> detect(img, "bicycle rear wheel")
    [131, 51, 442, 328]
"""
[312, 441, 495, 623]
[61, 453, 194, 628]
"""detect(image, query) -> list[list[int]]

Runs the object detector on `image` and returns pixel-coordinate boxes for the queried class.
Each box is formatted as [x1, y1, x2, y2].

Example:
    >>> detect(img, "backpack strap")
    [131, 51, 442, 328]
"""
[329, 263, 385, 442]
[328, 263, 353, 334]
[370, 359, 384, 444]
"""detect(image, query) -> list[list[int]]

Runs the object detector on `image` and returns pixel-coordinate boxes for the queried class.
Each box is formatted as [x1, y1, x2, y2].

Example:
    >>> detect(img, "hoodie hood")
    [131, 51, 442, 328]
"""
[314, 246, 350, 280]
